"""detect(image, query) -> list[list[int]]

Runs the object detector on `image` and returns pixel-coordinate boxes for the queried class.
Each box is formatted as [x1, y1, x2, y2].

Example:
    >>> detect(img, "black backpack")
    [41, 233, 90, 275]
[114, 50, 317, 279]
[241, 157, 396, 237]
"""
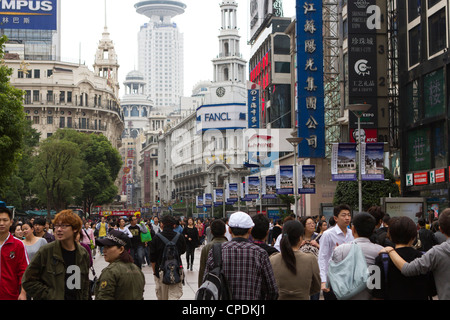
[196, 243, 232, 300]
[157, 233, 183, 285]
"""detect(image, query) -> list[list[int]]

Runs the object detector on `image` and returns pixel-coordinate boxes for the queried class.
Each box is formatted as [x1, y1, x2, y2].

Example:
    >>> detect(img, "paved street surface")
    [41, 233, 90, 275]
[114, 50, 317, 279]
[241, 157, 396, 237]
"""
[92, 245, 203, 300]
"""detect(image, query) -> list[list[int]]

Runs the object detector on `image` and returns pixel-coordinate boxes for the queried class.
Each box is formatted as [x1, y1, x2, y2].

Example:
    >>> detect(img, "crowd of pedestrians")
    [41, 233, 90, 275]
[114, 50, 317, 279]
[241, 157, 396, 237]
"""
[0, 203, 449, 301]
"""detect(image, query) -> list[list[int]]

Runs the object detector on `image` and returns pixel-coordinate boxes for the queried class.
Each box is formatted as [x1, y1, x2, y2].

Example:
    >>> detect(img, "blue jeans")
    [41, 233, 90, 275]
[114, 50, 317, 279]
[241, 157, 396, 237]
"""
[130, 245, 145, 269]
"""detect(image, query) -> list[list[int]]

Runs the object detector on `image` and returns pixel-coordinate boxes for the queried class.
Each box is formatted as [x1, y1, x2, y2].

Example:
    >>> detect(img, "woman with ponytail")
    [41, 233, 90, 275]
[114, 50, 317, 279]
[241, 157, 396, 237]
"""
[269, 220, 321, 300]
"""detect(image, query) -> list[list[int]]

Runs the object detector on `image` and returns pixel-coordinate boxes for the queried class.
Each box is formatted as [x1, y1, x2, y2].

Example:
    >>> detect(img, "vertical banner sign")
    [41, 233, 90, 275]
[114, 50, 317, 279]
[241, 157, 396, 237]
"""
[298, 165, 316, 194]
[262, 175, 277, 199]
[361, 143, 385, 180]
[196, 195, 203, 208]
[204, 193, 212, 208]
[227, 183, 238, 202]
[296, 0, 325, 158]
[214, 189, 224, 206]
[276, 165, 294, 194]
[0, 0, 58, 30]
[331, 143, 357, 181]
[245, 176, 260, 199]
[347, 0, 378, 130]
[248, 82, 260, 128]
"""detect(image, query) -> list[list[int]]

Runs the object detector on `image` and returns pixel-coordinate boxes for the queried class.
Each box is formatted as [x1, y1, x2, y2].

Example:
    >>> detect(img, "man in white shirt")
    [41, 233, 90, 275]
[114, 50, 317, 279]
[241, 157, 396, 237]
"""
[318, 204, 354, 300]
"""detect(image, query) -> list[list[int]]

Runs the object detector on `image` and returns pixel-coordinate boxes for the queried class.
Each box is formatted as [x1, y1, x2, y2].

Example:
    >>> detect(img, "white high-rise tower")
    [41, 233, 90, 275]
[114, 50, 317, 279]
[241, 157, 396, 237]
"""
[135, 0, 185, 113]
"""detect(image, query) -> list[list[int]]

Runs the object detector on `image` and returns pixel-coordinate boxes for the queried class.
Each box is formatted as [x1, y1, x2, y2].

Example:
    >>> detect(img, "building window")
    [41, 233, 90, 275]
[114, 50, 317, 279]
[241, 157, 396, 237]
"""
[67, 117, 72, 128]
[428, 0, 441, 8]
[60, 117, 65, 128]
[428, 8, 446, 57]
[408, 0, 421, 22]
[273, 35, 290, 55]
[408, 25, 421, 67]
[34, 69, 40, 79]
[60, 91, 65, 103]
[18, 70, 24, 78]
[33, 116, 39, 124]
[33, 90, 40, 102]
[67, 91, 72, 103]
[275, 61, 290, 73]
[24, 90, 31, 104]
[47, 116, 53, 125]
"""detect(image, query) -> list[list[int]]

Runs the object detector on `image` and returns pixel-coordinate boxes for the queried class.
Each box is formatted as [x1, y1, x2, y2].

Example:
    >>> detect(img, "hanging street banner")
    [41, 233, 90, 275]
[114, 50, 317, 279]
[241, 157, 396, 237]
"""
[203, 193, 212, 208]
[331, 143, 357, 181]
[247, 82, 260, 129]
[276, 165, 294, 194]
[226, 183, 238, 203]
[214, 189, 224, 206]
[361, 143, 385, 181]
[262, 175, 277, 199]
[196, 195, 203, 208]
[298, 165, 316, 194]
[245, 176, 260, 199]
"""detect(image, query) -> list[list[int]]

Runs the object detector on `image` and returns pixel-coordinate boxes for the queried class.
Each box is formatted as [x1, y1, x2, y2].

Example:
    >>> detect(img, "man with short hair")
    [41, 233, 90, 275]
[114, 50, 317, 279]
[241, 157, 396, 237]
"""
[251, 214, 278, 257]
[127, 215, 148, 269]
[150, 214, 186, 300]
[204, 211, 278, 300]
[33, 217, 55, 243]
[381, 208, 450, 300]
[329, 212, 383, 300]
[0, 207, 29, 300]
[318, 204, 354, 300]
[22, 209, 90, 300]
[198, 219, 228, 287]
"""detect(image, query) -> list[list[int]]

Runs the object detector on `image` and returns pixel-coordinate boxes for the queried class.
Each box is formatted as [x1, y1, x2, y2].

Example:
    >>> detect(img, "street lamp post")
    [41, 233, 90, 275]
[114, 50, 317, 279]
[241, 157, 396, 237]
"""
[286, 137, 304, 219]
[348, 104, 372, 213]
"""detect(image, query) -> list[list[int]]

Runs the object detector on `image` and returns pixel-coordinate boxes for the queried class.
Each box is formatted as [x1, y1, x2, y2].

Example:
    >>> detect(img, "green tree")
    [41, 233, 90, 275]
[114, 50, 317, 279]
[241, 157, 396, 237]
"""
[51, 129, 122, 216]
[333, 167, 400, 211]
[0, 35, 27, 183]
[0, 121, 40, 210]
[31, 138, 83, 217]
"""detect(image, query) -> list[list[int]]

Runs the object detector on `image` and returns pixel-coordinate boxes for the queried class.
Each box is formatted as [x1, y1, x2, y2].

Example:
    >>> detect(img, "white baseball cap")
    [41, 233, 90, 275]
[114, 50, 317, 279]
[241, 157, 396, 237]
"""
[228, 211, 255, 229]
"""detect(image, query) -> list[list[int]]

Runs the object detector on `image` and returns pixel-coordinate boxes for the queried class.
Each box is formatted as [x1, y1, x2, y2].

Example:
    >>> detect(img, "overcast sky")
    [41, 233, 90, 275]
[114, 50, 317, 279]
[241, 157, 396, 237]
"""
[60, 0, 296, 98]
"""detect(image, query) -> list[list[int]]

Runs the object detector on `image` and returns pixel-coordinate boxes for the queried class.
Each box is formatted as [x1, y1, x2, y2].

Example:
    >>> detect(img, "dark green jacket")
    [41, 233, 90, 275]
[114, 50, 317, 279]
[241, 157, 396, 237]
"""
[22, 240, 90, 300]
[94, 260, 145, 300]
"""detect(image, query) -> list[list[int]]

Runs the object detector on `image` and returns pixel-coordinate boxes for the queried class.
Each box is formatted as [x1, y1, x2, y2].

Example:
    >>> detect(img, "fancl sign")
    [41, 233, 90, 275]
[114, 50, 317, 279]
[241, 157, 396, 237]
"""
[0, 0, 57, 30]
[196, 103, 247, 131]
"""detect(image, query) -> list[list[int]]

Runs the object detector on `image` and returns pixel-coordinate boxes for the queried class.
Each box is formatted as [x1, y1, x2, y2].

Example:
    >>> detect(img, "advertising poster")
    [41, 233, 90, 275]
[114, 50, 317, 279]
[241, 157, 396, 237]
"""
[276, 165, 294, 194]
[196, 195, 203, 208]
[262, 175, 277, 199]
[245, 176, 260, 199]
[214, 189, 224, 206]
[299, 165, 316, 194]
[361, 143, 385, 181]
[331, 143, 357, 181]
[204, 193, 212, 208]
[0, 0, 58, 30]
[227, 183, 238, 202]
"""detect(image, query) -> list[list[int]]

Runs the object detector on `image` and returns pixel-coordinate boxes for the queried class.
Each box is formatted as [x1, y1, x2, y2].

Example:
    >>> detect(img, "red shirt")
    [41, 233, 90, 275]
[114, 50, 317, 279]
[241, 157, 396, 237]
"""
[0, 233, 29, 300]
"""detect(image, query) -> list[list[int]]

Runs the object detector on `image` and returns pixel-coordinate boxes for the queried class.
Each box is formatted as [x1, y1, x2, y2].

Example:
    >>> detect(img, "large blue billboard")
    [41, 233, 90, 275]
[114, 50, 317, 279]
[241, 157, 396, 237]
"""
[296, 0, 325, 158]
[0, 0, 57, 30]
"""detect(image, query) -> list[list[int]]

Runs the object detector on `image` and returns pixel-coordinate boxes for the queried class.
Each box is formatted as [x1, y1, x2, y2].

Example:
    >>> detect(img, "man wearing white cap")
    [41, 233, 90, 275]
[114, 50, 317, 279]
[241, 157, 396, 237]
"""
[203, 211, 278, 300]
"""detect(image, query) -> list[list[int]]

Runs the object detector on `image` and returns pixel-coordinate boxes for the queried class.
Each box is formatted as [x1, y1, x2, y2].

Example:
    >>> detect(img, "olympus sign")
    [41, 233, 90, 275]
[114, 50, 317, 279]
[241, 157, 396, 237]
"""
[0, 0, 53, 11]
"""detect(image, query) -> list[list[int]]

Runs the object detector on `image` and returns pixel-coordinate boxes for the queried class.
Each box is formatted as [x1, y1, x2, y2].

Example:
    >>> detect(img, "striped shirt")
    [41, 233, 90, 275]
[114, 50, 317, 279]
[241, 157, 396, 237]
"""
[205, 237, 278, 300]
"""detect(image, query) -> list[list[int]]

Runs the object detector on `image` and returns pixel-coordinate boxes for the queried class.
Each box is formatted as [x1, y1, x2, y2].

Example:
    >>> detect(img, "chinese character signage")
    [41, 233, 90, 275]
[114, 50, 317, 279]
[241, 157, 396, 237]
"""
[296, 0, 325, 158]
[248, 82, 260, 129]
[0, 0, 58, 30]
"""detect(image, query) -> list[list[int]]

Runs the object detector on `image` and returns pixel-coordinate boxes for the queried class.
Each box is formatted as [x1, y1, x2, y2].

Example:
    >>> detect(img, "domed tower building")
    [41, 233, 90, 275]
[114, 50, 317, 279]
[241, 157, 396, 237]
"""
[121, 70, 154, 138]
